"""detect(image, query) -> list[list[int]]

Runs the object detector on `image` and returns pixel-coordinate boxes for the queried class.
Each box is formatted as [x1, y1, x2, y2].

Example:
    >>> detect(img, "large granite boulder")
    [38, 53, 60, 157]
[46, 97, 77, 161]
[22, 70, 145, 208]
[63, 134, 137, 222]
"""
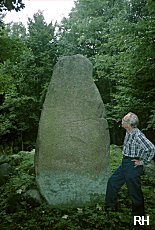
[35, 54, 110, 207]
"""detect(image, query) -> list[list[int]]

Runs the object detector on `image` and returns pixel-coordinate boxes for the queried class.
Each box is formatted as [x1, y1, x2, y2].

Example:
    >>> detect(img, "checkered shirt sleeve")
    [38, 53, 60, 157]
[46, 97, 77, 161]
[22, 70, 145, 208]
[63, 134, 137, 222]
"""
[123, 128, 155, 165]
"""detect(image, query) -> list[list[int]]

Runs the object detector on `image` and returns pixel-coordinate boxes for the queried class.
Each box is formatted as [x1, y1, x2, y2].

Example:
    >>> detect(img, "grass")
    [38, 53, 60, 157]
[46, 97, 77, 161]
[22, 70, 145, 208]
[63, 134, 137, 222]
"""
[0, 145, 155, 229]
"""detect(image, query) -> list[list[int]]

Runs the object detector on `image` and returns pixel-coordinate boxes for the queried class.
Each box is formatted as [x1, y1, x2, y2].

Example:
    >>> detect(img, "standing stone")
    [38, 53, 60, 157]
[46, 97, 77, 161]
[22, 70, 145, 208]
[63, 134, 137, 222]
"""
[35, 54, 110, 207]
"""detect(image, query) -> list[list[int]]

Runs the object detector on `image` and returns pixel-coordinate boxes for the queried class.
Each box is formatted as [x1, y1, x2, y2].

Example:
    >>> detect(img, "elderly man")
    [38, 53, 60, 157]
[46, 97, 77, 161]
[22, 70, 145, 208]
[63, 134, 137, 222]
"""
[105, 112, 155, 216]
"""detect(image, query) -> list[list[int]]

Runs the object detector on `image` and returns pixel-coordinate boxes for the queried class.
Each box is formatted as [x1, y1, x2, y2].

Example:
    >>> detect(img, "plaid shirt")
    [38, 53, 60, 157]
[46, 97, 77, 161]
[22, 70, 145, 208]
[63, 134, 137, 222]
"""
[122, 128, 155, 165]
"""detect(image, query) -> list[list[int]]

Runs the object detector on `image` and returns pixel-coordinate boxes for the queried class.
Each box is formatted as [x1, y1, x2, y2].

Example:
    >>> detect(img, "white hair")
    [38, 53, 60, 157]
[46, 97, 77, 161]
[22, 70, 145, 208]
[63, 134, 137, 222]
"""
[127, 112, 139, 127]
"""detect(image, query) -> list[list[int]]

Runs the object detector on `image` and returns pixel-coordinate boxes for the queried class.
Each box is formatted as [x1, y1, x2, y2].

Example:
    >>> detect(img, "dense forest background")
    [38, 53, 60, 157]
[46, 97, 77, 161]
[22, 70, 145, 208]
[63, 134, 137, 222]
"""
[0, 0, 155, 154]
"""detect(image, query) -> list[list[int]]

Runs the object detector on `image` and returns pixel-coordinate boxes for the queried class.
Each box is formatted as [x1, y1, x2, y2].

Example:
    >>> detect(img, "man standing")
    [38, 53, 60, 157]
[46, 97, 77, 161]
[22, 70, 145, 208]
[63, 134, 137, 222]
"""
[105, 112, 155, 216]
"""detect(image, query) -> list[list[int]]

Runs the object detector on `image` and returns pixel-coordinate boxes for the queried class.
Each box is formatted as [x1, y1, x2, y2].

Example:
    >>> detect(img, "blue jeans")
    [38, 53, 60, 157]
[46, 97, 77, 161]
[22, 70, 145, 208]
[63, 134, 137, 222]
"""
[105, 158, 144, 216]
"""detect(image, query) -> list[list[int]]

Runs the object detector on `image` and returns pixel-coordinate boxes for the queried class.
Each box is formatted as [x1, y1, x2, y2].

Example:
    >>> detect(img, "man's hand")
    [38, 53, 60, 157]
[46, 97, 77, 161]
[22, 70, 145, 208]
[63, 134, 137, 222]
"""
[132, 159, 142, 167]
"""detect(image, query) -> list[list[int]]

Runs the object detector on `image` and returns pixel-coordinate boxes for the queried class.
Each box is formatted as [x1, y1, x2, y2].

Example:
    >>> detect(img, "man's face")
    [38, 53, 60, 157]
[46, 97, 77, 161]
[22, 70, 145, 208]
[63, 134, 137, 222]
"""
[121, 114, 130, 129]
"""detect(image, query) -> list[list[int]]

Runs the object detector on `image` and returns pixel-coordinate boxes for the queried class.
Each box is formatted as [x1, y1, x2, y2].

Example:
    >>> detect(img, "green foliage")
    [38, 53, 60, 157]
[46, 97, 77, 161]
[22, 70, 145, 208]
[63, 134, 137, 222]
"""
[0, 146, 155, 229]
[57, 0, 155, 138]
[0, 0, 25, 12]
[0, 26, 25, 63]
[108, 12, 155, 129]
[0, 12, 57, 153]
[147, 106, 155, 129]
[7, 22, 27, 41]
[0, 0, 155, 151]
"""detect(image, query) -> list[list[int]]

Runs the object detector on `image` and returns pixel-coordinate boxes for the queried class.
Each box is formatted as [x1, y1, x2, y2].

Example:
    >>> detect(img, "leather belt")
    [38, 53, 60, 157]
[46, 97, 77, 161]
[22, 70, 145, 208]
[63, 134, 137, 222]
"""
[123, 156, 140, 160]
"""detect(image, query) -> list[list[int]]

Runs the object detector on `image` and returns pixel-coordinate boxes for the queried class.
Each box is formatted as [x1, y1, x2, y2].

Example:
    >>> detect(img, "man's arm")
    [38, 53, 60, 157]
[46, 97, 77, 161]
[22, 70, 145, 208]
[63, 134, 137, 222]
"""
[137, 135, 155, 165]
